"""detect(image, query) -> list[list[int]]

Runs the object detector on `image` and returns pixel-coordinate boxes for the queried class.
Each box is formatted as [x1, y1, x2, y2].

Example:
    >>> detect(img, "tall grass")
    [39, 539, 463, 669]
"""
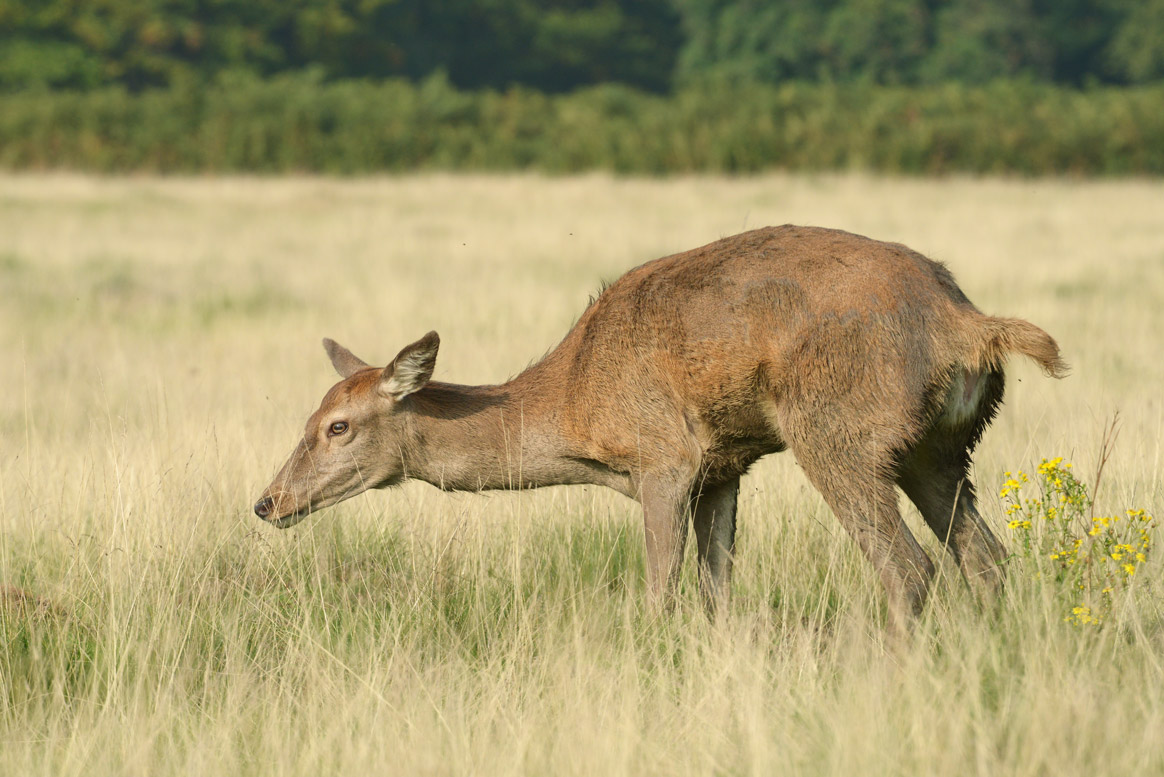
[1, 173, 1163, 775]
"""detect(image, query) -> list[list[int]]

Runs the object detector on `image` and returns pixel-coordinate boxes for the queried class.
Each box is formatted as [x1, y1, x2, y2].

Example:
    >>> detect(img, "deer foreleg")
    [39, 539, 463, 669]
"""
[639, 474, 692, 611]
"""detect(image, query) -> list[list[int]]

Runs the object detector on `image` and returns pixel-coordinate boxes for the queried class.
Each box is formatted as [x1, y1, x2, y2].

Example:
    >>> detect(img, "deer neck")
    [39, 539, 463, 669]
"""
[401, 372, 583, 492]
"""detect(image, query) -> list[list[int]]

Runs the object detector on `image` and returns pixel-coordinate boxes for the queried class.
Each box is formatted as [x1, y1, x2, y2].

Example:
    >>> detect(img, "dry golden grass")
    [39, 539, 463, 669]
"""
[1, 173, 1163, 776]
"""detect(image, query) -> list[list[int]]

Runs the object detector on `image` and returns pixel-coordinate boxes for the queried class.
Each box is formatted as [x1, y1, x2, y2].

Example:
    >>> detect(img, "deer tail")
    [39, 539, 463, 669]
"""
[971, 316, 1069, 378]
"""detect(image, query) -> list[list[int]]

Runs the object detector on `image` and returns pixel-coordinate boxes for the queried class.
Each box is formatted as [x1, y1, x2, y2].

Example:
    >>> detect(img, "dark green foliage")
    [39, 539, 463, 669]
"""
[0, 0, 682, 94]
[1, 76, 1161, 175]
[2, 0, 1161, 175]
[674, 0, 1160, 86]
[925, 0, 1051, 83]
[673, 0, 832, 85]
[2, 0, 1163, 93]
[1107, 0, 1164, 82]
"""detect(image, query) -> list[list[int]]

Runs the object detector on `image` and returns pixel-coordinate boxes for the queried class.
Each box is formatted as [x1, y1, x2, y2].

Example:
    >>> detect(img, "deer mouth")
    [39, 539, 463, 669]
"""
[254, 481, 369, 528]
[253, 491, 314, 528]
[255, 460, 394, 529]
[269, 509, 312, 529]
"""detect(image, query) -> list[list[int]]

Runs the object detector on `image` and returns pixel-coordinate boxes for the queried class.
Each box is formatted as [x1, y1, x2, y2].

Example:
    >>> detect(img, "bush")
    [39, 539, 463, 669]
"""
[1, 76, 1162, 175]
[1002, 457, 1157, 626]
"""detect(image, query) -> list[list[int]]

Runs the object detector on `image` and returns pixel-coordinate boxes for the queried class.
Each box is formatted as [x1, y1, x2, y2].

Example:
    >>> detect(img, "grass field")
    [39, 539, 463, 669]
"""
[2, 173, 1163, 775]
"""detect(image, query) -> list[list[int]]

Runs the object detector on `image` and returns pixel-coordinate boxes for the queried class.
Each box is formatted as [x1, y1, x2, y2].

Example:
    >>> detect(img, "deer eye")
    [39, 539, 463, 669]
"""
[328, 421, 349, 436]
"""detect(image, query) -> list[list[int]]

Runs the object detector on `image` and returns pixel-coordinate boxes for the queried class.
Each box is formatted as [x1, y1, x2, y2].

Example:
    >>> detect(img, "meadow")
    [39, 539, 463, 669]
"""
[1, 173, 1162, 775]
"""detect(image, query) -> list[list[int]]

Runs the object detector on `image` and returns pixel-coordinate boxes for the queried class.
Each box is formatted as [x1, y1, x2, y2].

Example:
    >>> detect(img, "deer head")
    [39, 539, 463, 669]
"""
[254, 332, 439, 527]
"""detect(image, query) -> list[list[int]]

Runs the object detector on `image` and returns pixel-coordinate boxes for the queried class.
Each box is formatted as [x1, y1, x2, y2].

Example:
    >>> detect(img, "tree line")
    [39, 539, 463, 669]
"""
[2, 0, 1163, 94]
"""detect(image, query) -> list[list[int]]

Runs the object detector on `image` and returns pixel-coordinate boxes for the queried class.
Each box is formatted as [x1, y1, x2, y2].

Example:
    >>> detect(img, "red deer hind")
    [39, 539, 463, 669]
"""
[255, 226, 1066, 633]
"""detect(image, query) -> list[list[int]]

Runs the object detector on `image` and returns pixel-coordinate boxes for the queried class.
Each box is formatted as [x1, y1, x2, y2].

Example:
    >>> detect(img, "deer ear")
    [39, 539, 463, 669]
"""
[323, 338, 372, 378]
[381, 331, 440, 400]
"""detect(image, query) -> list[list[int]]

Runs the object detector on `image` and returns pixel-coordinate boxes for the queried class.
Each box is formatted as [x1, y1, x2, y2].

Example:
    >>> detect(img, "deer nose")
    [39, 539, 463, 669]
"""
[254, 497, 274, 519]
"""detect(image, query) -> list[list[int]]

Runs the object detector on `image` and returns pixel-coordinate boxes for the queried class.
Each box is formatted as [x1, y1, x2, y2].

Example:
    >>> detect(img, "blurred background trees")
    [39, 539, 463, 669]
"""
[0, 0, 682, 92]
[1, 0, 1161, 174]
[2, 0, 1162, 93]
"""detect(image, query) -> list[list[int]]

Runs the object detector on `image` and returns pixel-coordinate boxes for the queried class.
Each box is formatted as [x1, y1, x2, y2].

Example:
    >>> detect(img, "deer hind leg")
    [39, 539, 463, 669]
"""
[898, 438, 1007, 601]
[816, 468, 935, 637]
[778, 416, 936, 636]
[691, 477, 739, 618]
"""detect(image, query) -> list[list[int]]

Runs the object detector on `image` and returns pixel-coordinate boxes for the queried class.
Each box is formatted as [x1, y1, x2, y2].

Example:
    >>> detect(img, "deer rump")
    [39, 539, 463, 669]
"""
[256, 225, 1066, 634]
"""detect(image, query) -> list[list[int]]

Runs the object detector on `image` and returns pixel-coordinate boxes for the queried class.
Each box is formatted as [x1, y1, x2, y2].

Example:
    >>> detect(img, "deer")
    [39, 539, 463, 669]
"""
[254, 225, 1067, 634]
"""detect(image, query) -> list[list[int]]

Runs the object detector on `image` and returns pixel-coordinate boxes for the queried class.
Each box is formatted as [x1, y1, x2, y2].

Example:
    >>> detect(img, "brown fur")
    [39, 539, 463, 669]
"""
[255, 226, 1067, 633]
